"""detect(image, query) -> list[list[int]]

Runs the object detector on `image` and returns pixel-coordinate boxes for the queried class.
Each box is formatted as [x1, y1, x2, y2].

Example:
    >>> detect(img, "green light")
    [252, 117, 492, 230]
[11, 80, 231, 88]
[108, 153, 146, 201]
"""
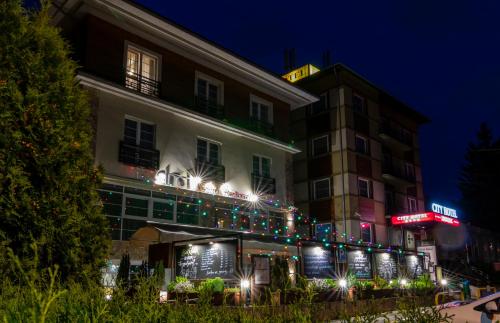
[339, 244, 344, 249]
[367, 247, 372, 252]
[198, 199, 202, 204]
[286, 238, 291, 243]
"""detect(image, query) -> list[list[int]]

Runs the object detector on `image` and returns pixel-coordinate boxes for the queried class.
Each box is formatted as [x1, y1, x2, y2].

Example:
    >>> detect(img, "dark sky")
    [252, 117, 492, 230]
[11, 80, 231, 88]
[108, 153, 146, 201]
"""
[135, 0, 500, 210]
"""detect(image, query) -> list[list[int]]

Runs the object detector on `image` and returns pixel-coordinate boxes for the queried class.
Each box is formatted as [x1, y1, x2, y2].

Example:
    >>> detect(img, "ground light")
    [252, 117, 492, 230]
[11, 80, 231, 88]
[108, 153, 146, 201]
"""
[241, 279, 251, 306]
[400, 279, 408, 287]
[240, 279, 250, 289]
[338, 278, 348, 289]
[440, 279, 448, 287]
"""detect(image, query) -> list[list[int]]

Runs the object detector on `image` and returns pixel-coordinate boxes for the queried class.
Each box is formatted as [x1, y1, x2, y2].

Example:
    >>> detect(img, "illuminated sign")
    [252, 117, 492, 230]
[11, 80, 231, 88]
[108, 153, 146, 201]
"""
[282, 64, 320, 83]
[431, 203, 457, 218]
[391, 212, 460, 227]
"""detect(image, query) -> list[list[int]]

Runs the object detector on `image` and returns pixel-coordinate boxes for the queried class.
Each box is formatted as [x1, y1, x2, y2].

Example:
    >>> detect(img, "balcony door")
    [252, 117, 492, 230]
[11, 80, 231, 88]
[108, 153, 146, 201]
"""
[125, 45, 159, 96]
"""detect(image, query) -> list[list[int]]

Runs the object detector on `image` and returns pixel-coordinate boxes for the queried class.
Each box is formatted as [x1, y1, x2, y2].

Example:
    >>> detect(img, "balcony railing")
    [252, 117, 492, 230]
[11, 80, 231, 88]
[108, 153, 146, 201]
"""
[195, 159, 225, 184]
[194, 96, 225, 119]
[379, 123, 413, 147]
[125, 70, 160, 97]
[382, 160, 416, 183]
[118, 141, 160, 170]
[252, 173, 276, 195]
[249, 118, 274, 137]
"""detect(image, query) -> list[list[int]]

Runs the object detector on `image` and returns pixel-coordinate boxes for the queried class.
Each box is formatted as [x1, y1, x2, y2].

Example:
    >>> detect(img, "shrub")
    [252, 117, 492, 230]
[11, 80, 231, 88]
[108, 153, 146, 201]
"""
[309, 278, 330, 292]
[167, 276, 194, 293]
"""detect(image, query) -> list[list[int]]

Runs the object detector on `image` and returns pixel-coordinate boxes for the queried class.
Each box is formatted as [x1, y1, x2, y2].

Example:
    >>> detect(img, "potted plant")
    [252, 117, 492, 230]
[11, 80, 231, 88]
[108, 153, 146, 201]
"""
[372, 275, 395, 298]
[224, 287, 241, 306]
[309, 278, 334, 302]
[198, 277, 225, 305]
[167, 276, 196, 301]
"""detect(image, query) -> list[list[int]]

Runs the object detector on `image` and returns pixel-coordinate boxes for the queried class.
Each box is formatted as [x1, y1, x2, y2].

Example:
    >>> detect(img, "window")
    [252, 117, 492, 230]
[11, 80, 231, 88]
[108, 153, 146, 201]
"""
[405, 163, 415, 180]
[125, 46, 159, 96]
[197, 138, 220, 165]
[408, 197, 417, 213]
[355, 135, 368, 154]
[250, 95, 273, 124]
[313, 178, 331, 200]
[311, 92, 328, 114]
[352, 93, 366, 114]
[360, 222, 373, 242]
[195, 72, 223, 114]
[358, 178, 371, 198]
[124, 118, 155, 149]
[312, 135, 329, 156]
[125, 197, 148, 217]
[253, 155, 271, 178]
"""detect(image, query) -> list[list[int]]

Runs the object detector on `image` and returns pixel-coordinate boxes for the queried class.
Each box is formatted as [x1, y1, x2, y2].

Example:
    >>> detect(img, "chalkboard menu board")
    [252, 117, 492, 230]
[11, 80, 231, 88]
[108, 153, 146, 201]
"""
[347, 250, 372, 279]
[405, 255, 423, 277]
[374, 252, 398, 280]
[253, 256, 270, 285]
[175, 241, 237, 279]
[302, 246, 333, 278]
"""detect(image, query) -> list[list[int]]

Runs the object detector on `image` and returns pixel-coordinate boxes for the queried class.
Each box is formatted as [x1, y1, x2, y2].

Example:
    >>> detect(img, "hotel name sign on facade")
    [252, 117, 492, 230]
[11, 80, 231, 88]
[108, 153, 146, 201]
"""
[391, 203, 460, 227]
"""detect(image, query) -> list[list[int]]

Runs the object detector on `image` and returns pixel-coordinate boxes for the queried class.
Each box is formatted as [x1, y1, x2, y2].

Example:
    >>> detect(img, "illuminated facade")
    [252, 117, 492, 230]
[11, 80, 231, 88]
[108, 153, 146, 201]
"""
[52, 0, 317, 267]
[289, 64, 429, 249]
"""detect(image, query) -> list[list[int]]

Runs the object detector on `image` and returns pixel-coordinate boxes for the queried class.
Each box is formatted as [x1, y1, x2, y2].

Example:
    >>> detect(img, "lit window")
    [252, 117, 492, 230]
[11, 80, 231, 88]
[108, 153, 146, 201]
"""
[312, 135, 329, 156]
[352, 93, 366, 114]
[250, 95, 273, 124]
[197, 138, 220, 165]
[355, 135, 368, 154]
[358, 178, 371, 198]
[360, 222, 373, 242]
[313, 178, 331, 200]
[125, 46, 159, 96]
[408, 197, 417, 213]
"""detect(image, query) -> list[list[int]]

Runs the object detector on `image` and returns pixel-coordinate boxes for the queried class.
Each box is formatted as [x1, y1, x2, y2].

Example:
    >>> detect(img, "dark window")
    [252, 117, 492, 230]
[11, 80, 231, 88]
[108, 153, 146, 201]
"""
[408, 197, 417, 213]
[352, 93, 366, 114]
[123, 118, 155, 149]
[125, 197, 148, 217]
[176, 197, 199, 225]
[361, 222, 372, 242]
[99, 190, 123, 217]
[197, 139, 220, 165]
[355, 135, 368, 154]
[358, 178, 371, 198]
[253, 156, 271, 177]
[312, 135, 329, 156]
[106, 216, 121, 240]
[311, 92, 328, 114]
[313, 178, 331, 199]
[152, 199, 175, 220]
[122, 218, 147, 240]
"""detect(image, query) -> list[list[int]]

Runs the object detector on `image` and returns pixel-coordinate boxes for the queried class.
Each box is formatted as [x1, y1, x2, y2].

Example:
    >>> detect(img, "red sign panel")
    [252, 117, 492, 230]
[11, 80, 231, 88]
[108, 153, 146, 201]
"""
[391, 212, 460, 227]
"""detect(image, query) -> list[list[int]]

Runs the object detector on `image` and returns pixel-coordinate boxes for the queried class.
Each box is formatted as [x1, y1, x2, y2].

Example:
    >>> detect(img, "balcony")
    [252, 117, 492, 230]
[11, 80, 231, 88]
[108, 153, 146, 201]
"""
[379, 122, 413, 149]
[249, 118, 274, 137]
[251, 173, 276, 195]
[125, 71, 160, 97]
[382, 160, 416, 185]
[118, 141, 160, 170]
[195, 159, 225, 184]
[194, 96, 225, 119]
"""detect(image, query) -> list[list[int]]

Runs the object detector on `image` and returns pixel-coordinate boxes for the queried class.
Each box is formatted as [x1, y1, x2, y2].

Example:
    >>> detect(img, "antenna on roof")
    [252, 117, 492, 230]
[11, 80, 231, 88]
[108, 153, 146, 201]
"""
[322, 50, 331, 68]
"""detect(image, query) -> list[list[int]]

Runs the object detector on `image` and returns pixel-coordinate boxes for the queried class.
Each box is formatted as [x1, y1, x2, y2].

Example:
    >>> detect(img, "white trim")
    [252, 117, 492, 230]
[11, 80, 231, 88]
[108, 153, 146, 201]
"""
[252, 154, 272, 177]
[123, 115, 155, 147]
[196, 137, 221, 164]
[78, 73, 300, 153]
[407, 197, 417, 213]
[311, 135, 329, 157]
[124, 41, 162, 82]
[312, 177, 331, 200]
[355, 134, 368, 154]
[357, 177, 371, 198]
[250, 94, 274, 124]
[55, 0, 317, 108]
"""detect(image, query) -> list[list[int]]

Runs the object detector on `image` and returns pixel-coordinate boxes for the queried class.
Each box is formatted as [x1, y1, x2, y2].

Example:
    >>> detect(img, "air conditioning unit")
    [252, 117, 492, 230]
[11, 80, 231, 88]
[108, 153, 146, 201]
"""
[167, 172, 188, 189]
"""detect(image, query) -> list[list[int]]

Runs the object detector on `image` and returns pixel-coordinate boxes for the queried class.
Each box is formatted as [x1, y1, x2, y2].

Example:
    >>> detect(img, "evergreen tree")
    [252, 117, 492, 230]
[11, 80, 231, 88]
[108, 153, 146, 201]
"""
[459, 123, 500, 228]
[0, 0, 109, 283]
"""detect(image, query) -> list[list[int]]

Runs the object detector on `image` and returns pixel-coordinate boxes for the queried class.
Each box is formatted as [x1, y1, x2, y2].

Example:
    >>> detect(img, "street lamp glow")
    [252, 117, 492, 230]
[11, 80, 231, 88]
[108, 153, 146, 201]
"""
[338, 278, 348, 289]
[189, 176, 202, 190]
[240, 279, 250, 289]
[441, 279, 448, 286]
[248, 193, 259, 203]
[400, 279, 408, 287]
[154, 170, 166, 185]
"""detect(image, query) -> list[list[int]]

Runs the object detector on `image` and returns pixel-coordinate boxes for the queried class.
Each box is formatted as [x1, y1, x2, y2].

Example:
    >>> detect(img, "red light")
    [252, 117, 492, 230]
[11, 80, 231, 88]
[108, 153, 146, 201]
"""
[391, 212, 460, 227]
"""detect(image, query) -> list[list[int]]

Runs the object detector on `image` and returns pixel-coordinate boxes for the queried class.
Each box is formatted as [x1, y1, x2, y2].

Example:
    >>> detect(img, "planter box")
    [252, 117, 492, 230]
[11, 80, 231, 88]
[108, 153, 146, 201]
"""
[212, 292, 224, 306]
[281, 290, 303, 304]
[313, 290, 343, 303]
[167, 292, 199, 301]
[224, 292, 241, 306]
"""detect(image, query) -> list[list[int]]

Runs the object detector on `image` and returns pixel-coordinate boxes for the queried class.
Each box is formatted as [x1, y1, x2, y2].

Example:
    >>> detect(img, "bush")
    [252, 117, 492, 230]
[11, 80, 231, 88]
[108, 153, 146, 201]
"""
[167, 276, 194, 293]
[309, 278, 330, 292]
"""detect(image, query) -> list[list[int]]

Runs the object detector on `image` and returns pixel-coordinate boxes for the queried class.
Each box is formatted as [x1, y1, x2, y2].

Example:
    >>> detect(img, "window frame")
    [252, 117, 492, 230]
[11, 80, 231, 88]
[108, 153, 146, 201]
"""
[355, 134, 369, 155]
[124, 115, 156, 148]
[313, 178, 331, 200]
[311, 92, 329, 114]
[358, 177, 371, 198]
[195, 71, 224, 105]
[405, 162, 415, 179]
[124, 42, 161, 82]
[352, 92, 366, 114]
[196, 137, 222, 165]
[252, 154, 272, 178]
[360, 222, 373, 243]
[311, 135, 330, 157]
[407, 197, 417, 213]
[250, 94, 273, 124]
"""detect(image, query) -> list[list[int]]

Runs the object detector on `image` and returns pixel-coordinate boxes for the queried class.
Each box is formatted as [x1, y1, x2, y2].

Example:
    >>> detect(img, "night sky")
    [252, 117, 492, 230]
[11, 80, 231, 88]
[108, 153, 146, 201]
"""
[132, 0, 500, 211]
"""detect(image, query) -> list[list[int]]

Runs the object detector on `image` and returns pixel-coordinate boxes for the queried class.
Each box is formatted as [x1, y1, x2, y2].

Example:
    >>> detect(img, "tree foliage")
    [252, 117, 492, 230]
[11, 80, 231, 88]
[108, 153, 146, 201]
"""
[459, 122, 500, 227]
[0, 0, 109, 283]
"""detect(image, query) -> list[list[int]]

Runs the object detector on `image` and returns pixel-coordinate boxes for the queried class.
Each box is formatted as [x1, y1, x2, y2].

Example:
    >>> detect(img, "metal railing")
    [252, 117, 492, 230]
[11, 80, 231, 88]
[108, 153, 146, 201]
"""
[118, 141, 160, 170]
[125, 70, 160, 97]
[195, 158, 225, 184]
[249, 118, 274, 137]
[194, 96, 225, 119]
[379, 122, 413, 146]
[382, 158, 416, 183]
[251, 173, 276, 195]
